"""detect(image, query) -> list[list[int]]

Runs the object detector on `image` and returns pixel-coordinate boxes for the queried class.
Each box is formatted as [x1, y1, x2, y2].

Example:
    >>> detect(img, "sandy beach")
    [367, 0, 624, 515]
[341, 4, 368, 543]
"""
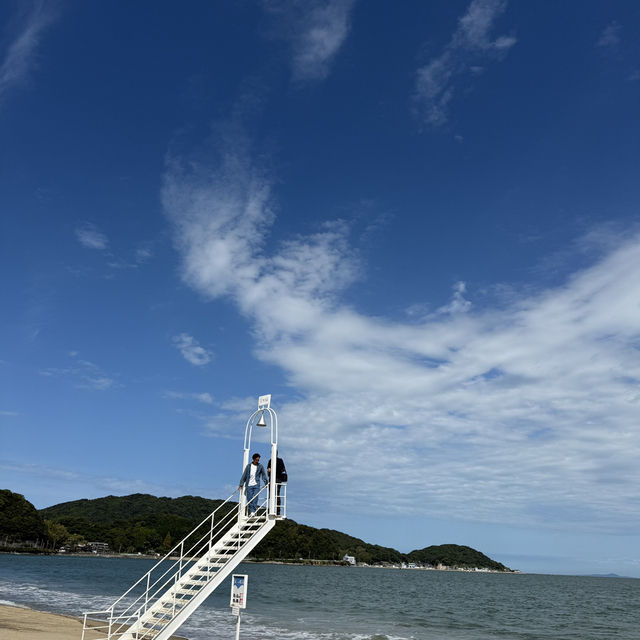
[0, 605, 188, 640]
[0, 604, 97, 640]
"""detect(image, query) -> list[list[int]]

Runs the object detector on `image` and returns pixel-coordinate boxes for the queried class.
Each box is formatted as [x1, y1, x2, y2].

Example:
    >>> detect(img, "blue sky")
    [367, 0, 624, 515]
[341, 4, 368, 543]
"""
[1, 0, 640, 577]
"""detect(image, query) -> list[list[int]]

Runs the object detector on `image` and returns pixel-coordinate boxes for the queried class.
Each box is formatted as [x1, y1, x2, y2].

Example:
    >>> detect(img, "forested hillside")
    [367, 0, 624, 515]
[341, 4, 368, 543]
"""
[40, 494, 227, 525]
[8, 492, 515, 570]
[407, 544, 509, 572]
[39, 494, 232, 554]
[1, 490, 48, 542]
[0, 490, 50, 551]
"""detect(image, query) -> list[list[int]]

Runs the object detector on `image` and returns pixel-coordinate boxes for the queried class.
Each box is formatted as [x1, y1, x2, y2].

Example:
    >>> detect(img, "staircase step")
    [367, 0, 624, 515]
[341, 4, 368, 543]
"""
[145, 612, 170, 621]
[144, 615, 169, 625]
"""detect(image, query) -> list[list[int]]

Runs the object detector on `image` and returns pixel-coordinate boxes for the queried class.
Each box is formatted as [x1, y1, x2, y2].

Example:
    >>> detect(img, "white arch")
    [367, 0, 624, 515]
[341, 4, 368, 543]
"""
[240, 397, 279, 519]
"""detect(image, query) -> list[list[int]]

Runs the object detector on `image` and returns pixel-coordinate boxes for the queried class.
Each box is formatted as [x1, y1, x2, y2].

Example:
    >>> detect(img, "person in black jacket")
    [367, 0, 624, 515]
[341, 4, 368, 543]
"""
[267, 453, 287, 516]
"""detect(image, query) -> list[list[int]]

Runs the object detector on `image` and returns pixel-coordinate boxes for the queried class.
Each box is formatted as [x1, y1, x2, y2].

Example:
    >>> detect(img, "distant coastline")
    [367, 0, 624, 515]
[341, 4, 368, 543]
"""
[1, 549, 522, 574]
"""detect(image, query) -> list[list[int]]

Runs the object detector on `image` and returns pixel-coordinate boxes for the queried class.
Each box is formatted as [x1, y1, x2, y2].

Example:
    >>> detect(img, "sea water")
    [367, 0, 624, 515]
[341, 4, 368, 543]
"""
[0, 554, 638, 639]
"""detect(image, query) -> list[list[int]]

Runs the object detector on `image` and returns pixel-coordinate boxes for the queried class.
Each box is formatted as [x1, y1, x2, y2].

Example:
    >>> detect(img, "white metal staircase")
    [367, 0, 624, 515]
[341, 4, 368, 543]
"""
[82, 483, 286, 640]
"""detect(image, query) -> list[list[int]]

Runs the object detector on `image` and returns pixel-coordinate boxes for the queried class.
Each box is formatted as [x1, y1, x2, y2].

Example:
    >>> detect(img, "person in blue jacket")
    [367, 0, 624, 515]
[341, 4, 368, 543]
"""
[238, 453, 268, 514]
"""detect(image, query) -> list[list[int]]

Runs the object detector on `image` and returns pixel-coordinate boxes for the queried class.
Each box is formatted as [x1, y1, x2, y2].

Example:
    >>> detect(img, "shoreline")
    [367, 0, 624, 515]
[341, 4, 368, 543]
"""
[1, 551, 518, 573]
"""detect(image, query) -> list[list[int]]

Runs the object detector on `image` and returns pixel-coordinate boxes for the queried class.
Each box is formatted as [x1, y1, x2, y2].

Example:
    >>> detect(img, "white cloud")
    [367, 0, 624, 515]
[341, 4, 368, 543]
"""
[264, 0, 356, 83]
[164, 390, 213, 404]
[597, 21, 621, 49]
[0, 0, 56, 106]
[436, 280, 471, 314]
[172, 333, 213, 366]
[75, 223, 109, 250]
[83, 376, 114, 391]
[163, 130, 640, 536]
[414, 0, 516, 127]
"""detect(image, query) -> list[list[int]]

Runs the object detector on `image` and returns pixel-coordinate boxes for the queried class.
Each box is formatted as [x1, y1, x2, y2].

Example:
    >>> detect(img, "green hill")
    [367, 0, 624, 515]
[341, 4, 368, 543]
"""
[39, 494, 231, 554]
[40, 493, 226, 524]
[253, 519, 405, 564]
[0, 489, 48, 542]
[407, 544, 509, 571]
[0, 490, 50, 552]
[31, 492, 512, 570]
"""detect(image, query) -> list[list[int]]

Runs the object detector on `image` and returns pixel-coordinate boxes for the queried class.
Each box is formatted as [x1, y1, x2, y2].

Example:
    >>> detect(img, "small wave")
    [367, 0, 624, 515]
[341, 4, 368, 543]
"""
[0, 599, 26, 607]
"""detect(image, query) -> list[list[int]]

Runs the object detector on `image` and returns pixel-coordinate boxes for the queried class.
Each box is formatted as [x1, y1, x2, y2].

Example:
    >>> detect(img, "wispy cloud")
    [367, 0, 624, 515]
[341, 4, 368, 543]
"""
[172, 333, 213, 366]
[75, 222, 109, 250]
[597, 21, 621, 49]
[414, 0, 516, 127]
[39, 352, 116, 391]
[135, 244, 153, 264]
[163, 128, 640, 535]
[164, 390, 213, 404]
[0, 0, 57, 107]
[263, 0, 356, 83]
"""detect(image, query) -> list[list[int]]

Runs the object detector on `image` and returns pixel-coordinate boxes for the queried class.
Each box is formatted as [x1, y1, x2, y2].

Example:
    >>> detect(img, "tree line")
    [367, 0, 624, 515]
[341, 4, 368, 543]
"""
[0, 490, 511, 571]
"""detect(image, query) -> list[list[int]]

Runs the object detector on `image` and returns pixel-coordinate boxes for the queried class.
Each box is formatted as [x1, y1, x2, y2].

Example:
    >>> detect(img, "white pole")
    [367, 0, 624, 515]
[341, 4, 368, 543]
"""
[235, 611, 241, 640]
[269, 438, 277, 516]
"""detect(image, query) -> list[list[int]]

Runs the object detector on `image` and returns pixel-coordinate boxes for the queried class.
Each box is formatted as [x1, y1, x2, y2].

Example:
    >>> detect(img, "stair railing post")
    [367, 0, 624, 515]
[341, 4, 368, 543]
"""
[179, 540, 185, 576]
[207, 514, 215, 578]
[172, 573, 178, 616]
[144, 573, 150, 611]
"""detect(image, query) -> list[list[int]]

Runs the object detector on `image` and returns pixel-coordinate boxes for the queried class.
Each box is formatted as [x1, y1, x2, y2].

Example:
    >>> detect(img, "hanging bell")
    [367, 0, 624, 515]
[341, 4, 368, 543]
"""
[256, 412, 267, 427]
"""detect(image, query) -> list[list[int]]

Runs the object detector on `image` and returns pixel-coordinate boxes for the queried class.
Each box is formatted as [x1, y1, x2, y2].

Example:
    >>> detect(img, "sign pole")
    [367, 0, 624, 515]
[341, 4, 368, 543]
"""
[235, 611, 241, 640]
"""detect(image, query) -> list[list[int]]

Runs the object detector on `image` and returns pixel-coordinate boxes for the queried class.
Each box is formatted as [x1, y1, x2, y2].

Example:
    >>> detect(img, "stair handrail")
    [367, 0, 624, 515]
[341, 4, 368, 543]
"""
[131, 502, 241, 613]
[85, 484, 275, 640]
[107, 484, 273, 638]
[105, 498, 242, 639]
[107, 489, 240, 612]
[135, 490, 273, 630]
[110, 487, 272, 640]
[129, 508, 237, 616]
